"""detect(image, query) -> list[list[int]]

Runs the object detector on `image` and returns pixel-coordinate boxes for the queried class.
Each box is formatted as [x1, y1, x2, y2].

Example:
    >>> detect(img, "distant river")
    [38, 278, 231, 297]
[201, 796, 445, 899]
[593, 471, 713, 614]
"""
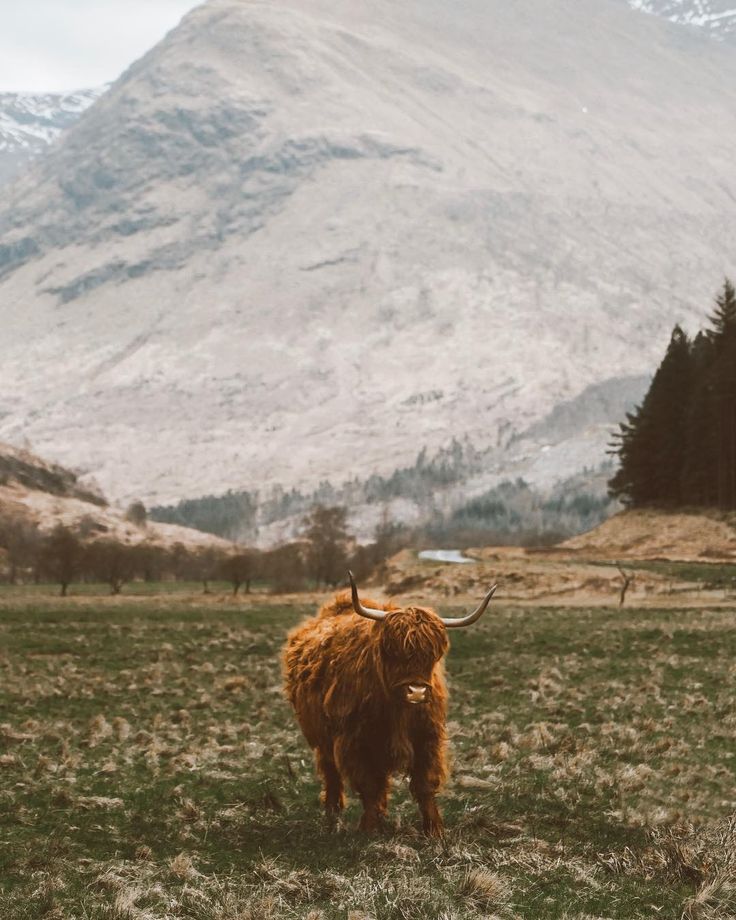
[418, 550, 476, 564]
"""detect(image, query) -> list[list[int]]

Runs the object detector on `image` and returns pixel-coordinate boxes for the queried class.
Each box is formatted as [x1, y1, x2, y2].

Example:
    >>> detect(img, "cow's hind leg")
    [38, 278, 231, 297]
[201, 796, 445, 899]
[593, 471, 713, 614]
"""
[316, 747, 344, 822]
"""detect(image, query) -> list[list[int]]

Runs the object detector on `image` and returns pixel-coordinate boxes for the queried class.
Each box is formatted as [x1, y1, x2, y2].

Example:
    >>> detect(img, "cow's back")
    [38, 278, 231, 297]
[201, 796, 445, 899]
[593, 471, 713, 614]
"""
[282, 591, 391, 746]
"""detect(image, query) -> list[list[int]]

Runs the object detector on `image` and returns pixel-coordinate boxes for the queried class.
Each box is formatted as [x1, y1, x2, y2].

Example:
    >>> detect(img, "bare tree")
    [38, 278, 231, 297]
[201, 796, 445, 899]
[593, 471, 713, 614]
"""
[135, 542, 169, 582]
[125, 501, 148, 528]
[303, 505, 351, 588]
[86, 541, 139, 595]
[262, 543, 306, 593]
[617, 564, 635, 607]
[193, 546, 227, 593]
[41, 525, 84, 596]
[167, 542, 194, 582]
[220, 550, 260, 596]
[349, 515, 408, 583]
[0, 514, 42, 584]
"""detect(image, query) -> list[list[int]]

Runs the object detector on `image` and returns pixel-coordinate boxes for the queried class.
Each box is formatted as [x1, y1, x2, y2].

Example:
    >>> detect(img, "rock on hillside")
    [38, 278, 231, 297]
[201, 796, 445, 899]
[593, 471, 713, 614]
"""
[0, 0, 735, 505]
[562, 509, 736, 561]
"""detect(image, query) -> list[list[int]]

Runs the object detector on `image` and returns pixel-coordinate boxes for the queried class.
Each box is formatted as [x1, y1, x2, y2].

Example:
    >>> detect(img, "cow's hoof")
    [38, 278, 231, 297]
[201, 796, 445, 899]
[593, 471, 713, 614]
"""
[423, 819, 445, 838]
[358, 814, 385, 835]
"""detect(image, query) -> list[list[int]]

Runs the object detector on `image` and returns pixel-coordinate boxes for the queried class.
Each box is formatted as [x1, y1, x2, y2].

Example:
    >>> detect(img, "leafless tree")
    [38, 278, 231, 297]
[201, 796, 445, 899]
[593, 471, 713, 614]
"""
[193, 546, 227, 593]
[86, 541, 139, 595]
[303, 505, 351, 588]
[617, 564, 635, 607]
[0, 513, 42, 584]
[125, 501, 148, 528]
[220, 550, 261, 596]
[262, 543, 306, 593]
[41, 525, 84, 596]
[167, 542, 194, 582]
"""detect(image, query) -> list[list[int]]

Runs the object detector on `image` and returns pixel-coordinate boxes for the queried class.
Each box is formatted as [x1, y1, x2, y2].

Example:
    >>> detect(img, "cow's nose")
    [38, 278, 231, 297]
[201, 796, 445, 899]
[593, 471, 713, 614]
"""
[407, 684, 428, 704]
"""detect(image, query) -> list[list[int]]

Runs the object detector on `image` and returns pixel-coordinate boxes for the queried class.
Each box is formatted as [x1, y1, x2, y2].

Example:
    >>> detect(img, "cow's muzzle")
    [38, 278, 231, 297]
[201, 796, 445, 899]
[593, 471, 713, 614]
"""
[406, 684, 430, 705]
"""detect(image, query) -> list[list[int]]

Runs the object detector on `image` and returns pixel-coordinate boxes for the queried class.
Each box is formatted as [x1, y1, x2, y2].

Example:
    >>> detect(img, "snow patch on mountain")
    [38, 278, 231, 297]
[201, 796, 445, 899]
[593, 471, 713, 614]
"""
[0, 89, 102, 182]
[627, 0, 736, 39]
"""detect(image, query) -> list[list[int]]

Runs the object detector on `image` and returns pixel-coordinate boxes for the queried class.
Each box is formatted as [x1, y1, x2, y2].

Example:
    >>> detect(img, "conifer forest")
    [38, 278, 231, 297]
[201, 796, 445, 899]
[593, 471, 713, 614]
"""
[609, 279, 736, 509]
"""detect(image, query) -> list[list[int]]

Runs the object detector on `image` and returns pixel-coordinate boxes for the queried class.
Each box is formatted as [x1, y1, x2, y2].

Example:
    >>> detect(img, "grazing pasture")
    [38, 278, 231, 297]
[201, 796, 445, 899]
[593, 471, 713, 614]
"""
[1, 593, 736, 919]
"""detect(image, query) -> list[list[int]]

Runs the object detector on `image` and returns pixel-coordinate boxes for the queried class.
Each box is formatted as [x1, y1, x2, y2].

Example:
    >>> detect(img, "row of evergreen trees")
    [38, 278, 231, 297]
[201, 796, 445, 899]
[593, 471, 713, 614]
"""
[609, 279, 736, 509]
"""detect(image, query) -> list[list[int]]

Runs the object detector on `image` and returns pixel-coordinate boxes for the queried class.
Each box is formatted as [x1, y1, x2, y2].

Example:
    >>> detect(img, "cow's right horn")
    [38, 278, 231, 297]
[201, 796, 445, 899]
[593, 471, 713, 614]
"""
[440, 584, 497, 628]
[348, 571, 388, 622]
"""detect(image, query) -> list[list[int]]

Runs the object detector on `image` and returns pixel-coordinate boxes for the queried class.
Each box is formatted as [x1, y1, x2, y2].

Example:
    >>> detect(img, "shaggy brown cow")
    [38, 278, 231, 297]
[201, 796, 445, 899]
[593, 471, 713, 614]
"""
[283, 572, 496, 836]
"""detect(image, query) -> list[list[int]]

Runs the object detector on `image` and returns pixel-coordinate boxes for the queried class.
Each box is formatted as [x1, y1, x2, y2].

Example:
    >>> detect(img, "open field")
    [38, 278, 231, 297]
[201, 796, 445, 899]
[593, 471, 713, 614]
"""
[386, 549, 736, 609]
[3, 592, 736, 919]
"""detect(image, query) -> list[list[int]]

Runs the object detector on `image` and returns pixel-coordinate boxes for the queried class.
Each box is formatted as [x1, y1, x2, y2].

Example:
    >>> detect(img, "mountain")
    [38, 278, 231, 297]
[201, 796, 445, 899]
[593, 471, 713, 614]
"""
[625, 0, 736, 41]
[0, 89, 101, 184]
[0, 0, 735, 512]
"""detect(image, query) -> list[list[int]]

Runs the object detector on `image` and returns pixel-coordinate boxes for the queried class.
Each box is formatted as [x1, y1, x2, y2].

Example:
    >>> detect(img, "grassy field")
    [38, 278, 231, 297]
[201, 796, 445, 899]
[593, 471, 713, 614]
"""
[2, 593, 736, 919]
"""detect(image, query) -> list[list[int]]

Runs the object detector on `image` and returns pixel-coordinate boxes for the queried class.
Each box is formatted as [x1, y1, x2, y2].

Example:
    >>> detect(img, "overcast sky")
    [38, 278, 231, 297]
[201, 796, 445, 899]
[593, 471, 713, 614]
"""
[0, 0, 201, 93]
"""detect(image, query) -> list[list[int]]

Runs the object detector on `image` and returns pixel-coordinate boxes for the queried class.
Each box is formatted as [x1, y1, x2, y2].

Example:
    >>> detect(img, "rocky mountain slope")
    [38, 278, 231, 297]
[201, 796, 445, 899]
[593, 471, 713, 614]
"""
[0, 0, 735, 509]
[0, 90, 101, 184]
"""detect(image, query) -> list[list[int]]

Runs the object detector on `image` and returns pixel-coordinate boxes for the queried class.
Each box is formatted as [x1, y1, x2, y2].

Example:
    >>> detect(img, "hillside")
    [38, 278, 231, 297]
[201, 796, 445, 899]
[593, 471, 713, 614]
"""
[0, 0, 734, 509]
[0, 442, 231, 551]
[562, 508, 736, 561]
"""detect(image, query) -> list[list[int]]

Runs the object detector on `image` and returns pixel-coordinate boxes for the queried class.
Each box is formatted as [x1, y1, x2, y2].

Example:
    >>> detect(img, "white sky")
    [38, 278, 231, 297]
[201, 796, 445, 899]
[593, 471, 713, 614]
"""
[0, 0, 202, 93]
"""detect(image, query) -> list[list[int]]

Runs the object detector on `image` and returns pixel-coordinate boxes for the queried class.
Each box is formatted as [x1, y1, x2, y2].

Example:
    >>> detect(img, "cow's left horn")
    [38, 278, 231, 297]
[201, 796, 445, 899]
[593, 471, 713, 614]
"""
[440, 585, 497, 628]
[348, 571, 388, 622]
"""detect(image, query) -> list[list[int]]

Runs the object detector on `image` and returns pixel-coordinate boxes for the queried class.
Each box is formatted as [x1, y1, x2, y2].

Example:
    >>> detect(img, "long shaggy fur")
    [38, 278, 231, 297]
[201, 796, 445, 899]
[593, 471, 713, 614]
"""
[283, 590, 450, 835]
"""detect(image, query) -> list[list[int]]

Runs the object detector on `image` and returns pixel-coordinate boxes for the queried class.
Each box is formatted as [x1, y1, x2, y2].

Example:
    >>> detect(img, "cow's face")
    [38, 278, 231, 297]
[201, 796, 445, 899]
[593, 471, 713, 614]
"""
[348, 571, 497, 706]
[378, 607, 448, 707]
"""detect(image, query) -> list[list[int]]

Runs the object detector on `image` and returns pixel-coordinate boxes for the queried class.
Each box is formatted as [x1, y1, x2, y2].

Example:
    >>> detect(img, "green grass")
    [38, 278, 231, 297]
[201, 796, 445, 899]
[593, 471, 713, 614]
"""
[2, 596, 736, 918]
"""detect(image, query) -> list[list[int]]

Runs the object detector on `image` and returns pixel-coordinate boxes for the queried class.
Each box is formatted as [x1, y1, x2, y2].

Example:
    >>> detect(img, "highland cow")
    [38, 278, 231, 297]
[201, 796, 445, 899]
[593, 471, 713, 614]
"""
[283, 572, 497, 836]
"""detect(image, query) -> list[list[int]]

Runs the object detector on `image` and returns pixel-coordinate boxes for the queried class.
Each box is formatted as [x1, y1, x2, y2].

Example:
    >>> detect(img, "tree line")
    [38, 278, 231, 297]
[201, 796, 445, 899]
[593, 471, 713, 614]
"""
[150, 439, 482, 541]
[609, 279, 736, 509]
[0, 504, 406, 597]
[424, 473, 614, 548]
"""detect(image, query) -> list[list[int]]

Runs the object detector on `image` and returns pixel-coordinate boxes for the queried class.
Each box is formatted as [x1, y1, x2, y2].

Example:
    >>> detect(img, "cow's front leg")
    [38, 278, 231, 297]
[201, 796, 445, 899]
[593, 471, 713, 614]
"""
[410, 727, 448, 837]
[356, 772, 391, 833]
[335, 735, 391, 833]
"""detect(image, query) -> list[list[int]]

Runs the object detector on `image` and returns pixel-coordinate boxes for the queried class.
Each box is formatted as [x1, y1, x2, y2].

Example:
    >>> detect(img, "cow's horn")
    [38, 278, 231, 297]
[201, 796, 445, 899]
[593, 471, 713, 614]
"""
[440, 585, 497, 628]
[348, 571, 388, 622]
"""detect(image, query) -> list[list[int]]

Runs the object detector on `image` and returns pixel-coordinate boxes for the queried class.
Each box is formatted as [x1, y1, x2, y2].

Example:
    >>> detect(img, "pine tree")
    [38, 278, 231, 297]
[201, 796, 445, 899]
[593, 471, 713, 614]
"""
[608, 408, 655, 507]
[609, 326, 692, 506]
[681, 331, 718, 506]
[707, 277, 736, 340]
[709, 279, 736, 507]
